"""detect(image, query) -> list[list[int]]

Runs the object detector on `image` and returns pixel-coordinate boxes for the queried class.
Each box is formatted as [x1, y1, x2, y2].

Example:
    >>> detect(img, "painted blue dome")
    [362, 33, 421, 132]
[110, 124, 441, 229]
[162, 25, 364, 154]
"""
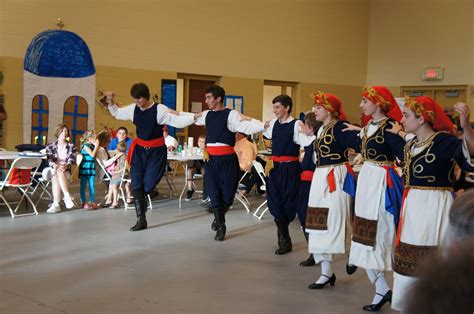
[24, 30, 95, 78]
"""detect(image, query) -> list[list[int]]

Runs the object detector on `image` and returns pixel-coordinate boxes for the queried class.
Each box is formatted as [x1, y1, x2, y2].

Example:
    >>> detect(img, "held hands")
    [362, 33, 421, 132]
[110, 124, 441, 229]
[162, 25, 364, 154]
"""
[386, 121, 404, 135]
[342, 123, 362, 132]
[105, 91, 115, 105]
[194, 112, 203, 120]
[264, 120, 271, 129]
[453, 102, 471, 131]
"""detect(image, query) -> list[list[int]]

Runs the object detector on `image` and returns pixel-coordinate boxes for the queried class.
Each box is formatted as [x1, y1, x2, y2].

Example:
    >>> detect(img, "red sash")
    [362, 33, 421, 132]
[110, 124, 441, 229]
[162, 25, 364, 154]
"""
[328, 163, 354, 193]
[300, 170, 314, 182]
[206, 146, 235, 156]
[127, 137, 165, 163]
[270, 156, 299, 163]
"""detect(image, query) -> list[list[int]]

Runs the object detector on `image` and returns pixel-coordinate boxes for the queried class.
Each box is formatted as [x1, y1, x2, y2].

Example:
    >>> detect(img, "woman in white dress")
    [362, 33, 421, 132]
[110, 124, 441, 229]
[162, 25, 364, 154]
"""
[388, 96, 474, 311]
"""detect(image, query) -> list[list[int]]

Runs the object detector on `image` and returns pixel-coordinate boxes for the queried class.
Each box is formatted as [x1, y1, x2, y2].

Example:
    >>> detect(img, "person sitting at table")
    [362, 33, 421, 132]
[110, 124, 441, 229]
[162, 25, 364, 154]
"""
[44, 124, 77, 214]
[163, 126, 178, 151]
[108, 126, 132, 153]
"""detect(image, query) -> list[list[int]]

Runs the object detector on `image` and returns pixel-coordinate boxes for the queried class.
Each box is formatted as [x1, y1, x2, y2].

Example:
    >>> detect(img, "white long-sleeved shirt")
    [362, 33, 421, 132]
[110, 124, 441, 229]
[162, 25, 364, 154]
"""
[193, 109, 265, 146]
[263, 116, 315, 148]
[108, 103, 195, 129]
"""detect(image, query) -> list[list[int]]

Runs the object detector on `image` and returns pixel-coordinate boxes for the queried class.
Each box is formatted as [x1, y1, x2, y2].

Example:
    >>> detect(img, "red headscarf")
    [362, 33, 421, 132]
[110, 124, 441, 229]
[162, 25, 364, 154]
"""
[362, 86, 403, 122]
[404, 96, 453, 134]
[312, 92, 347, 121]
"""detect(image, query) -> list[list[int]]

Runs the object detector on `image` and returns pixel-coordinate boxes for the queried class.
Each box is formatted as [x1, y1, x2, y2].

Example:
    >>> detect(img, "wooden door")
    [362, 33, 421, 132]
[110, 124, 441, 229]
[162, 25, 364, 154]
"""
[63, 96, 88, 146]
[31, 95, 49, 145]
[434, 89, 466, 110]
[187, 79, 215, 144]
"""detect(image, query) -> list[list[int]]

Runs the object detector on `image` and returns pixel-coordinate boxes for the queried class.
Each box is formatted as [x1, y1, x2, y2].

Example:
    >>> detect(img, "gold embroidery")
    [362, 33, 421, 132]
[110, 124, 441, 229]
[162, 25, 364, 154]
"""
[306, 207, 329, 230]
[393, 241, 437, 277]
[352, 216, 378, 247]
[361, 118, 390, 162]
[316, 120, 342, 163]
[403, 132, 440, 185]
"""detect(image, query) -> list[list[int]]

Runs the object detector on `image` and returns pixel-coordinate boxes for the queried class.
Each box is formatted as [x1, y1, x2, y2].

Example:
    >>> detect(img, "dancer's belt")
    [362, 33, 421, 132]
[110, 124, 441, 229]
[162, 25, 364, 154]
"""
[300, 170, 314, 181]
[127, 137, 165, 163]
[270, 156, 299, 163]
[206, 146, 235, 156]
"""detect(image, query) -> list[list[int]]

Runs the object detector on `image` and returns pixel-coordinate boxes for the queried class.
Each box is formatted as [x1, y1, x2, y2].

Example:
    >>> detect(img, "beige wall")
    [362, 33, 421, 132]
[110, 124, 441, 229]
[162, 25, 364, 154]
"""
[367, 0, 474, 87]
[1, 0, 370, 86]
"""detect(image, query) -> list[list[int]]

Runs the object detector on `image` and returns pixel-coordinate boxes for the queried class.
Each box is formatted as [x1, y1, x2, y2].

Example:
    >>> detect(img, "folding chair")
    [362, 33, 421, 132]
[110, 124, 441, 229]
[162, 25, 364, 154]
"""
[27, 149, 52, 206]
[235, 170, 251, 213]
[251, 160, 268, 220]
[0, 157, 43, 218]
[164, 160, 179, 199]
[100, 159, 153, 211]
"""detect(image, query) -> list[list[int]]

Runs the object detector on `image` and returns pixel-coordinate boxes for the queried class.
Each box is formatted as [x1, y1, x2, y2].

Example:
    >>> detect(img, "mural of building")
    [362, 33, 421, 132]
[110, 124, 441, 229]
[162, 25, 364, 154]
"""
[23, 30, 95, 145]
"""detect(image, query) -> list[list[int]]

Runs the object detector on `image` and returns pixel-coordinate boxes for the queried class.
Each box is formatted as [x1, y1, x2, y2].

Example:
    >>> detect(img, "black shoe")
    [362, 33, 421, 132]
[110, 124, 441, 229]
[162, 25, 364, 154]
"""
[212, 207, 226, 241]
[185, 189, 194, 201]
[308, 274, 336, 289]
[211, 219, 217, 231]
[346, 263, 358, 275]
[214, 225, 226, 241]
[362, 290, 392, 312]
[129, 218, 147, 231]
[274, 219, 292, 255]
[300, 254, 316, 267]
[200, 197, 211, 208]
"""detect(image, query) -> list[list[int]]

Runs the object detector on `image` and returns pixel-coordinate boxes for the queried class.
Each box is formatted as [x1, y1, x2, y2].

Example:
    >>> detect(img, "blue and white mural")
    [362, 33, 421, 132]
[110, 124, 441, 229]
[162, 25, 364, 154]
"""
[23, 30, 95, 144]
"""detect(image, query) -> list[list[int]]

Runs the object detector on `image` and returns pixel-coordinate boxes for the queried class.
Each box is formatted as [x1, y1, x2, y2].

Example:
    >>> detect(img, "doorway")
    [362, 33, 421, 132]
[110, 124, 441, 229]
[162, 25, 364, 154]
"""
[263, 80, 297, 122]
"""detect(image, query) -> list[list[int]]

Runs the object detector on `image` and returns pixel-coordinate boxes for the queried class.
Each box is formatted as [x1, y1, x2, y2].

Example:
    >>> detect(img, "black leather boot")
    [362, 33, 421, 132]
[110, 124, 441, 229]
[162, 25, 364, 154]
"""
[130, 198, 148, 231]
[213, 207, 226, 241]
[211, 206, 229, 231]
[274, 219, 292, 255]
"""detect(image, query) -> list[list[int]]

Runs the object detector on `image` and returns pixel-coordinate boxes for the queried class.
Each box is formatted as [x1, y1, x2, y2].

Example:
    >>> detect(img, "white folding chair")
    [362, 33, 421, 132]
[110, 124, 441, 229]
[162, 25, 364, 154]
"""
[27, 149, 52, 206]
[251, 160, 268, 220]
[0, 157, 43, 218]
[235, 170, 251, 213]
[108, 159, 152, 211]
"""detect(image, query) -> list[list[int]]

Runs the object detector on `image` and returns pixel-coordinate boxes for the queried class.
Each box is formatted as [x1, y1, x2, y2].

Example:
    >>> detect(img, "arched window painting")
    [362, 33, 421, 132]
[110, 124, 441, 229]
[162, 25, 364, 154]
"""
[63, 96, 88, 145]
[31, 95, 49, 145]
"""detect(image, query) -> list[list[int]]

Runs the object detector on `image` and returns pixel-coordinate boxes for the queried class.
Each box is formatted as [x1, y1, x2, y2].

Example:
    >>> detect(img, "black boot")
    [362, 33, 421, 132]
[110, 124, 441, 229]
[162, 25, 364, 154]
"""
[211, 206, 229, 231]
[213, 207, 226, 241]
[300, 228, 315, 266]
[274, 219, 292, 255]
[130, 198, 148, 231]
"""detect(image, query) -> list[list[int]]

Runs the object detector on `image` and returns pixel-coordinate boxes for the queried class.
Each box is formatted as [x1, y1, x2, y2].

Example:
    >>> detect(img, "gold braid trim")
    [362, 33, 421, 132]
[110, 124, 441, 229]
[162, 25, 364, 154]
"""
[363, 86, 391, 112]
[313, 91, 339, 117]
[404, 96, 436, 123]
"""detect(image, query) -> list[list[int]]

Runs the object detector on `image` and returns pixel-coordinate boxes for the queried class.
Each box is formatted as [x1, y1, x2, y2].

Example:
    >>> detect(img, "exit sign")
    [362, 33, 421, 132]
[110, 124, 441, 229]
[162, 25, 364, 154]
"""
[423, 67, 444, 81]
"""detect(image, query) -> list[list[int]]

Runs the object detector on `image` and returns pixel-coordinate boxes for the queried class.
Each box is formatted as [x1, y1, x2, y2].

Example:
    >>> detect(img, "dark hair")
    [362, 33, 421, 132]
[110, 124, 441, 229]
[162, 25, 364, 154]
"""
[405, 241, 474, 314]
[116, 127, 128, 135]
[130, 83, 150, 100]
[97, 130, 111, 148]
[205, 85, 225, 103]
[272, 94, 293, 114]
[304, 112, 323, 135]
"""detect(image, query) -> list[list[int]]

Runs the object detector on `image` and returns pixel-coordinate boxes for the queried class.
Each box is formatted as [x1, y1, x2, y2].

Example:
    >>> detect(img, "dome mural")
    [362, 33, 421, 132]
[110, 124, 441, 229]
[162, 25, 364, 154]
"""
[23, 30, 96, 145]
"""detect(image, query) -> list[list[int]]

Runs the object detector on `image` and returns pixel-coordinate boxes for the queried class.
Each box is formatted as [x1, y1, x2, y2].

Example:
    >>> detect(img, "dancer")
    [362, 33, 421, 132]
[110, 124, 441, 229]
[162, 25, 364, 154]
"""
[387, 97, 474, 311]
[297, 112, 322, 266]
[194, 85, 265, 241]
[344, 86, 405, 311]
[306, 92, 359, 289]
[105, 82, 200, 231]
[263, 95, 315, 255]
